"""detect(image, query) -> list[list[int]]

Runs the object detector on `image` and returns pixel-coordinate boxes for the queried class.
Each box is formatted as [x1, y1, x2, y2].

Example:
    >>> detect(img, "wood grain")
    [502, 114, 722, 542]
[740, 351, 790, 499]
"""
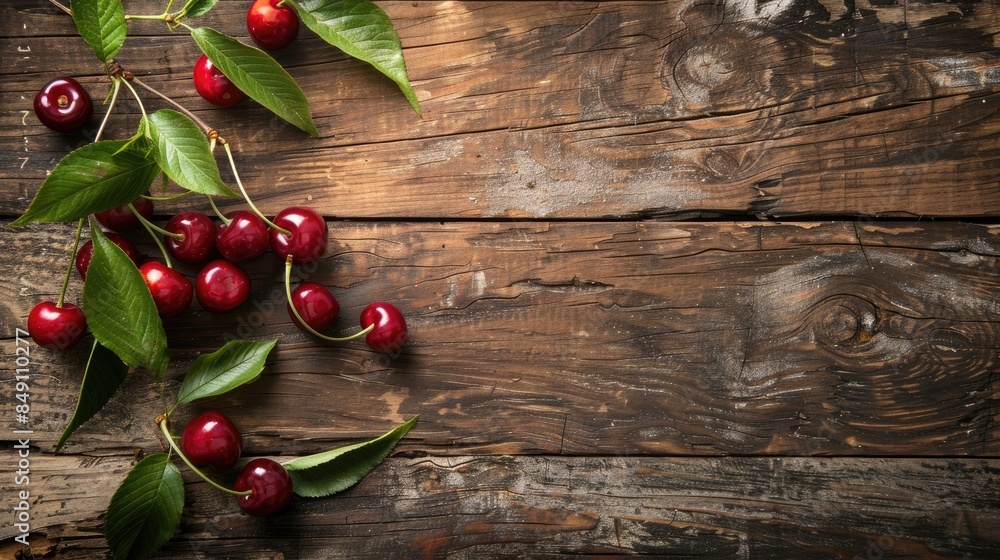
[3, 220, 997, 457]
[2, 1, 999, 219]
[3, 455, 998, 558]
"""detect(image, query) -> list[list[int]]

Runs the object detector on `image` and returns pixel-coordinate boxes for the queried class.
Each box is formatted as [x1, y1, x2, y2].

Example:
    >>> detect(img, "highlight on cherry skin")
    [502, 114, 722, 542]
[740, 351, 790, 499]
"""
[27, 301, 87, 350]
[193, 54, 246, 107]
[139, 261, 193, 317]
[179, 411, 243, 471]
[233, 458, 294, 517]
[34, 76, 93, 133]
[216, 210, 270, 262]
[76, 232, 141, 280]
[166, 211, 217, 265]
[360, 301, 409, 355]
[95, 196, 153, 232]
[270, 206, 328, 265]
[288, 281, 340, 332]
[247, 0, 300, 51]
[196, 259, 251, 314]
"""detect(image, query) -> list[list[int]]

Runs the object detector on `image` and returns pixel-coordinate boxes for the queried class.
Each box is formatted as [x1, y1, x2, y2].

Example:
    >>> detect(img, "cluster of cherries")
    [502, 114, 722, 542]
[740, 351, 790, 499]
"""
[178, 410, 291, 516]
[28, 187, 408, 358]
[27, 0, 408, 360]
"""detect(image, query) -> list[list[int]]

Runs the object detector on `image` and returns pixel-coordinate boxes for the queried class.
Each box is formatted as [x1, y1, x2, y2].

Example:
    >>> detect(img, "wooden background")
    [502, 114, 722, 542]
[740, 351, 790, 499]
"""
[2, 0, 999, 557]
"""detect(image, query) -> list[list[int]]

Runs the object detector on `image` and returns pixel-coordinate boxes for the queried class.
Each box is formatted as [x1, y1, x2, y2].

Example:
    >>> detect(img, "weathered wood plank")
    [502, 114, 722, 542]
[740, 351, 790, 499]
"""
[2, 220, 997, 457]
[2, 455, 997, 558]
[2, 1, 999, 219]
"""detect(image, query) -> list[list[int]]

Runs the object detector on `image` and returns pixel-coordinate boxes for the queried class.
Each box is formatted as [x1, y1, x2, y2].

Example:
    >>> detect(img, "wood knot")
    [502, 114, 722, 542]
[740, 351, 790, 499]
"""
[681, 44, 734, 89]
[659, 4, 799, 115]
[813, 295, 880, 348]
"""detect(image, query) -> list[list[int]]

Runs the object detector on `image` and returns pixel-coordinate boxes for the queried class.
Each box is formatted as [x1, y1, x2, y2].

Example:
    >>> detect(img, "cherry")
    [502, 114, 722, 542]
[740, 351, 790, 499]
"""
[287, 282, 340, 332]
[193, 54, 245, 107]
[95, 196, 154, 232]
[270, 207, 328, 264]
[247, 0, 300, 51]
[196, 260, 251, 313]
[34, 77, 93, 132]
[179, 411, 243, 471]
[233, 458, 293, 517]
[216, 211, 270, 262]
[166, 212, 216, 265]
[139, 261, 193, 317]
[360, 302, 408, 355]
[76, 232, 141, 279]
[27, 301, 87, 350]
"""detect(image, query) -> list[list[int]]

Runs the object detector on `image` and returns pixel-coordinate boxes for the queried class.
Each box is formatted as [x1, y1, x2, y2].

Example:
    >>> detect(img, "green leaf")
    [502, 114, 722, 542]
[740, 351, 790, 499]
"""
[70, 0, 126, 63]
[182, 0, 218, 18]
[105, 453, 184, 560]
[55, 341, 129, 451]
[176, 339, 277, 405]
[11, 140, 159, 227]
[286, 0, 421, 115]
[147, 109, 236, 197]
[83, 224, 169, 378]
[283, 416, 417, 498]
[190, 27, 319, 136]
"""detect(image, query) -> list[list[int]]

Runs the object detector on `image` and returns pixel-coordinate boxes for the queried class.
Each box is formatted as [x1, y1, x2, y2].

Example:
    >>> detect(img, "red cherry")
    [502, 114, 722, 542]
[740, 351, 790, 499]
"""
[94, 196, 154, 232]
[193, 54, 245, 107]
[360, 302, 408, 355]
[27, 301, 87, 350]
[34, 77, 93, 132]
[166, 212, 217, 265]
[179, 411, 243, 471]
[270, 207, 328, 264]
[287, 282, 340, 332]
[76, 232, 141, 279]
[233, 458, 293, 517]
[247, 0, 300, 51]
[139, 261, 193, 317]
[216, 211, 270, 262]
[196, 260, 251, 313]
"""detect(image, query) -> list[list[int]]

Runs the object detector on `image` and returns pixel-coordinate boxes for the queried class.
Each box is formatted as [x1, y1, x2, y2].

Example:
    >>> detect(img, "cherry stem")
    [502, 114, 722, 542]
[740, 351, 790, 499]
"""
[132, 204, 175, 268]
[207, 195, 232, 226]
[47, 0, 71, 16]
[57, 219, 85, 308]
[157, 416, 252, 497]
[143, 191, 193, 202]
[284, 256, 374, 342]
[222, 141, 292, 236]
[131, 76, 217, 139]
[119, 77, 148, 121]
[95, 78, 121, 143]
[130, 203, 184, 241]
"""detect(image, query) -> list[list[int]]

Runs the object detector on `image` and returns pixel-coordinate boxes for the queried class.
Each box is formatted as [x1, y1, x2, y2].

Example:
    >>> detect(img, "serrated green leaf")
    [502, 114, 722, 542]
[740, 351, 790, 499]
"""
[283, 416, 417, 498]
[148, 109, 236, 197]
[11, 140, 158, 227]
[105, 454, 184, 560]
[176, 339, 277, 405]
[55, 341, 128, 451]
[83, 223, 169, 378]
[286, 0, 420, 115]
[182, 0, 218, 18]
[190, 27, 318, 136]
[70, 0, 126, 63]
